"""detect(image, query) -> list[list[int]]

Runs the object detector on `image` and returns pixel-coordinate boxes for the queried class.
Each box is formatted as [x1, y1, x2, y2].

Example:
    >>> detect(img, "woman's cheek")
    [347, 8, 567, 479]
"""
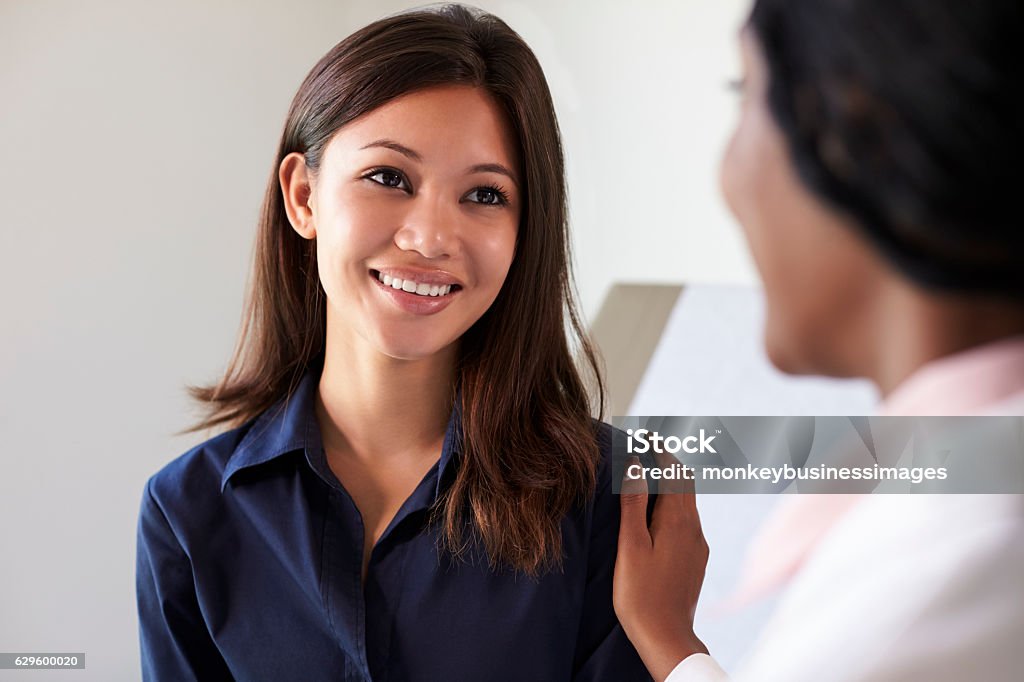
[314, 237, 345, 302]
[719, 130, 743, 224]
[720, 120, 805, 373]
[472, 218, 517, 294]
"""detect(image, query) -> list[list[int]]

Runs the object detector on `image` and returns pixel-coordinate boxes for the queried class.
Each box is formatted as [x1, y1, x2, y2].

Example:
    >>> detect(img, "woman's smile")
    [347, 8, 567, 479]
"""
[369, 267, 463, 315]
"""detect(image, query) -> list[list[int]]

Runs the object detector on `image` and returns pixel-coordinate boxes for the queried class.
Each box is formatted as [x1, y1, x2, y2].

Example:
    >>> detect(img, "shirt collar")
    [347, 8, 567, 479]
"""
[725, 334, 1024, 608]
[436, 391, 463, 498]
[878, 334, 1024, 416]
[220, 364, 321, 491]
[221, 359, 464, 496]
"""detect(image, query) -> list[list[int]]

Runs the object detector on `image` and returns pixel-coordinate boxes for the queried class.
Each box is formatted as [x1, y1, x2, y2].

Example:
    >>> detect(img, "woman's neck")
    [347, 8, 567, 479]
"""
[869, 284, 1024, 397]
[315, 327, 456, 463]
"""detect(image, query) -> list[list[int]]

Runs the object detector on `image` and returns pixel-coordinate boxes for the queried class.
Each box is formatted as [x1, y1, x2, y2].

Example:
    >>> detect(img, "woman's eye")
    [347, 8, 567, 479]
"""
[466, 187, 507, 206]
[366, 169, 408, 190]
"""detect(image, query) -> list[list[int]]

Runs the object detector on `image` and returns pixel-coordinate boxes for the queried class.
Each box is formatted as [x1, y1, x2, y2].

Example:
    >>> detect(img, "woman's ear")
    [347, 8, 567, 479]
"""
[279, 152, 317, 240]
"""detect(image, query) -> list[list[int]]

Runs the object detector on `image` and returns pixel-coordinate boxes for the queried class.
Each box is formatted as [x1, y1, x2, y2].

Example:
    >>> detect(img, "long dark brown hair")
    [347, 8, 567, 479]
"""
[188, 4, 605, 576]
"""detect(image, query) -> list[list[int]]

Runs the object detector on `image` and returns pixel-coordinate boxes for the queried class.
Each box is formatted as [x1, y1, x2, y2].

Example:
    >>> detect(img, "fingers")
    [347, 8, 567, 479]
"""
[618, 457, 651, 551]
[652, 450, 689, 495]
[652, 450, 698, 510]
[649, 451, 703, 542]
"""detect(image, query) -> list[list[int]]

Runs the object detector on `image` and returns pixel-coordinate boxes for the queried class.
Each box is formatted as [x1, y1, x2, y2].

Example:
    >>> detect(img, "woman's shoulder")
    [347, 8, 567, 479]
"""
[143, 420, 255, 519]
[591, 418, 626, 490]
[574, 419, 626, 565]
[592, 418, 626, 448]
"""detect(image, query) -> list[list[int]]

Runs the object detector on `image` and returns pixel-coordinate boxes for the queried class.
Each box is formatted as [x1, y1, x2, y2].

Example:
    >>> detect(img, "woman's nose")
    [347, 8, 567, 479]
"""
[393, 194, 459, 259]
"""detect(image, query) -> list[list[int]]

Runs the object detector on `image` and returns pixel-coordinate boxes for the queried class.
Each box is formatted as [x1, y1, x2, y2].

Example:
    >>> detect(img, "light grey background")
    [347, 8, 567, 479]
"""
[1, 1, 870, 680]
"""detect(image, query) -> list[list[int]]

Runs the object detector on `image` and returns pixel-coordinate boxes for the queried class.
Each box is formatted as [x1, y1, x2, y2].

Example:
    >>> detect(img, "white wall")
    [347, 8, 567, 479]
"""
[0, 1, 752, 679]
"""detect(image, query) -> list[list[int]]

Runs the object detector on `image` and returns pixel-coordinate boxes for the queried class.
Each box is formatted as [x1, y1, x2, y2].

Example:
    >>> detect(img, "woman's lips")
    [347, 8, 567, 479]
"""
[369, 269, 461, 315]
[371, 266, 463, 287]
[372, 269, 461, 296]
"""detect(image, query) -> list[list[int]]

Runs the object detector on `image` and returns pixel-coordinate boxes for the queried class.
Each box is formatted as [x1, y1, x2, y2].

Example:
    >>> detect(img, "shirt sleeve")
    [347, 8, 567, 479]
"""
[571, 429, 653, 681]
[666, 654, 731, 682]
[136, 479, 233, 681]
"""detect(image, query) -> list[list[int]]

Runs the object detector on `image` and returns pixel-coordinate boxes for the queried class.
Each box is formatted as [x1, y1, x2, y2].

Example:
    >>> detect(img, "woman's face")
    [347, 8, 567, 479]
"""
[719, 31, 885, 377]
[283, 85, 520, 362]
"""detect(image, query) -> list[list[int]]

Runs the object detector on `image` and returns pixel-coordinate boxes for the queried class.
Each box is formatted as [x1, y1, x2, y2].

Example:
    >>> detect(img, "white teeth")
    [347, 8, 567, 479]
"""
[375, 271, 455, 297]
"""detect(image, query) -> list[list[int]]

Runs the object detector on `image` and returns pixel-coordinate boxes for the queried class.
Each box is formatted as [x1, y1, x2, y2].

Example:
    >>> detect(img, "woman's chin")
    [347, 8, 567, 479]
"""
[370, 332, 458, 363]
[764, 325, 854, 380]
[763, 324, 815, 377]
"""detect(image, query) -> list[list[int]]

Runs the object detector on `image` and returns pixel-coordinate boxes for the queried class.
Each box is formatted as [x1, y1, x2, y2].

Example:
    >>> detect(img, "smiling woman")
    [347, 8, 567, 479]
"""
[279, 85, 520, 362]
[134, 4, 648, 682]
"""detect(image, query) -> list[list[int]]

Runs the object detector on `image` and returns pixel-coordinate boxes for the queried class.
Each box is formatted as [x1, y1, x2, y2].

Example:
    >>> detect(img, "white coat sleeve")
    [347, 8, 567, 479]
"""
[665, 654, 730, 682]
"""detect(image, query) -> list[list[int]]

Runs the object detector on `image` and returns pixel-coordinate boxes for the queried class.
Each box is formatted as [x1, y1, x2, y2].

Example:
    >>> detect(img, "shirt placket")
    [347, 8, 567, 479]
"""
[303, 412, 374, 681]
[323, 485, 374, 681]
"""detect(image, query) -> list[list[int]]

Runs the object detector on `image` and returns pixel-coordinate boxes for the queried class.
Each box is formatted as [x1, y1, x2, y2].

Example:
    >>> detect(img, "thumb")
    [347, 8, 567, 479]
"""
[619, 457, 650, 549]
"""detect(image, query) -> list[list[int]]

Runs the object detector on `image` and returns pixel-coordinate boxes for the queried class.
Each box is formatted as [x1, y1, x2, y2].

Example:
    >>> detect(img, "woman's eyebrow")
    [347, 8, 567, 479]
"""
[360, 139, 517, 187]
[360, 139, 422, 161]
[467, 163, 519, 188]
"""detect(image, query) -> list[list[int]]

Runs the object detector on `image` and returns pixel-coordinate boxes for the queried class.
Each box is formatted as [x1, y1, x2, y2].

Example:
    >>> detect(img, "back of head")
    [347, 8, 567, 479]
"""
[750, 0, 1023, 297]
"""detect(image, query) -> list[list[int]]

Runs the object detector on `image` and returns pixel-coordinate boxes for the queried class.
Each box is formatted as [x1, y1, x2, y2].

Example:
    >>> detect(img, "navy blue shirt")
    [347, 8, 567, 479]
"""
[136, 362, 650, 681]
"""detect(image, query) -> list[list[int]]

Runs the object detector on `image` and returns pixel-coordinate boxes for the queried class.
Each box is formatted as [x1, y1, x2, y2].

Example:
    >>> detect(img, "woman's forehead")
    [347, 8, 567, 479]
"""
[323, 85, 520, 175]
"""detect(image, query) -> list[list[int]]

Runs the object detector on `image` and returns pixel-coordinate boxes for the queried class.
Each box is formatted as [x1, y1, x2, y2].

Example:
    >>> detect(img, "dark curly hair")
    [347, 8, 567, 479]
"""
[749, 0, 1023, 297]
